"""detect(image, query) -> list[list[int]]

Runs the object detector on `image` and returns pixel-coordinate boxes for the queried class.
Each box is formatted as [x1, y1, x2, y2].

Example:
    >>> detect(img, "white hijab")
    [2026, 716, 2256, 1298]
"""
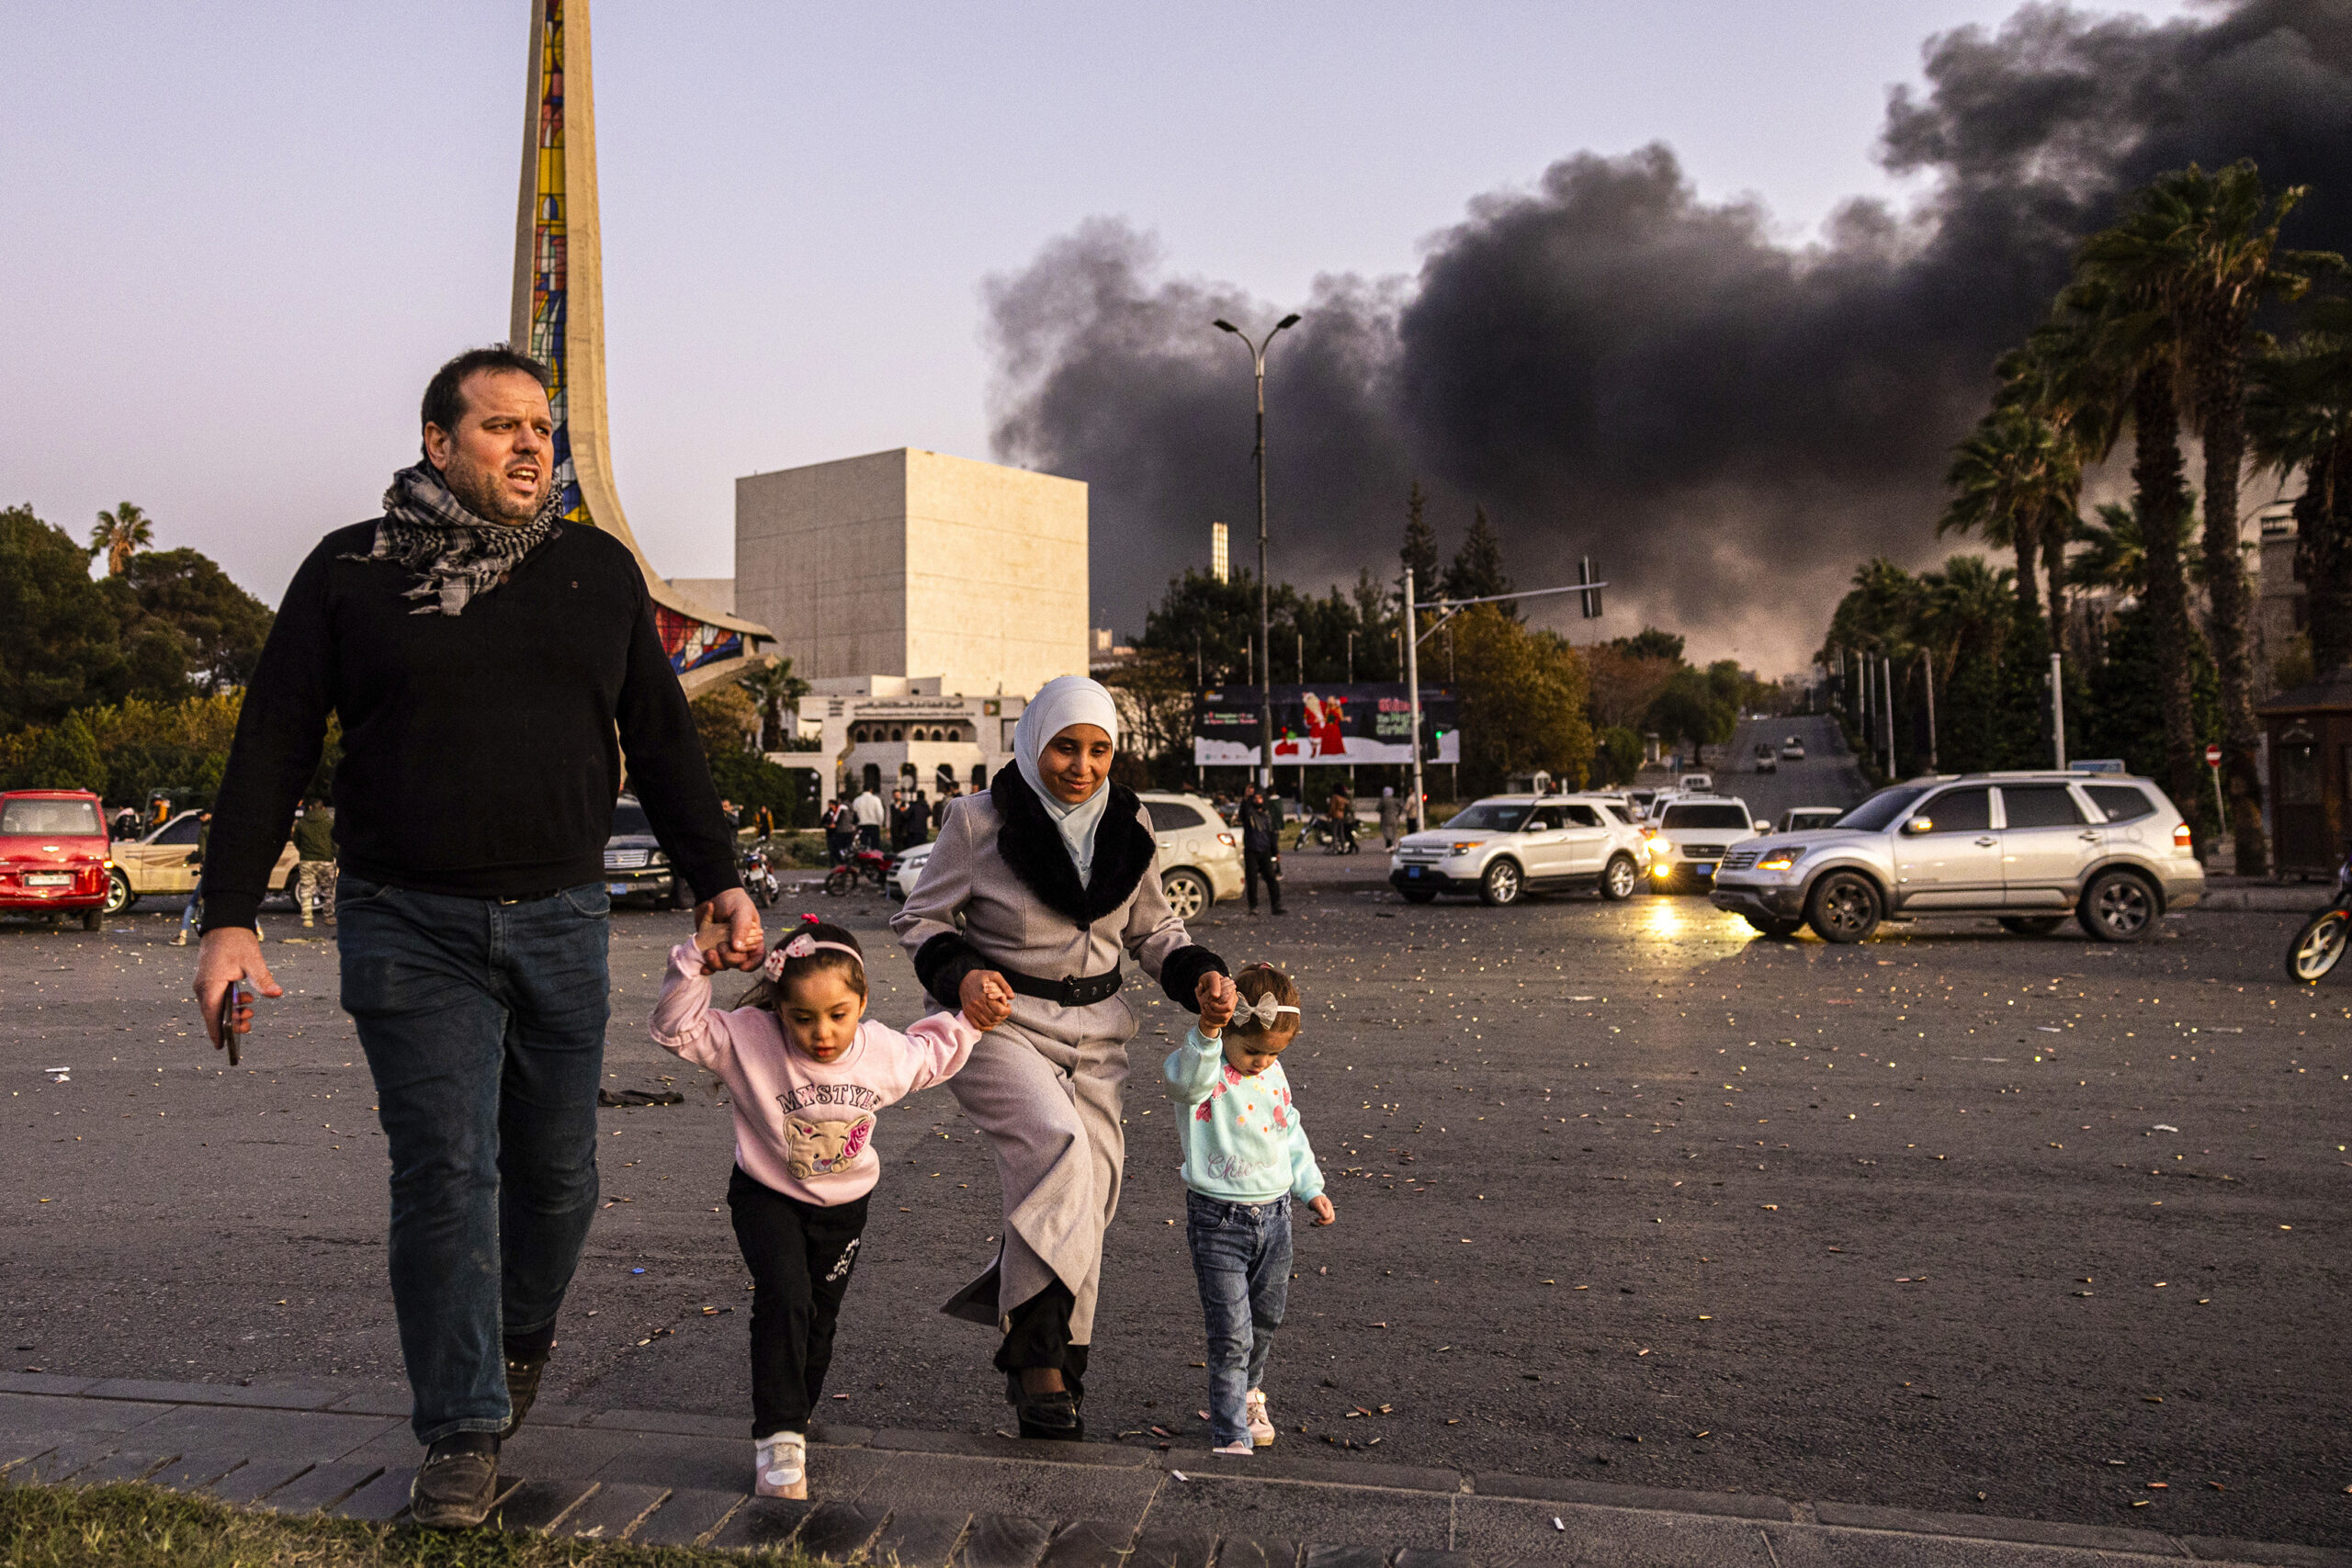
[1012, 675, 1121, 884]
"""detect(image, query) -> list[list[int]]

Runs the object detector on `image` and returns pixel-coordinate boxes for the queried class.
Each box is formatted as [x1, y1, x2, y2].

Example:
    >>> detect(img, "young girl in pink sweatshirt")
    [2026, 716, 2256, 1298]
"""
[650, 915, 1009, 1499]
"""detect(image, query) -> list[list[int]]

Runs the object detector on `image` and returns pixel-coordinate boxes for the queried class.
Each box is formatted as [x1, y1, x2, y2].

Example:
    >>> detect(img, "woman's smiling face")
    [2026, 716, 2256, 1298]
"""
[1039, 724, 1114, 805]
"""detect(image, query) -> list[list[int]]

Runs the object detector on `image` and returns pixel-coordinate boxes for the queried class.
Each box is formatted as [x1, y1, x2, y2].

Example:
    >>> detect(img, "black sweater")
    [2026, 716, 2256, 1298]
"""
[201, 520, 740, 932]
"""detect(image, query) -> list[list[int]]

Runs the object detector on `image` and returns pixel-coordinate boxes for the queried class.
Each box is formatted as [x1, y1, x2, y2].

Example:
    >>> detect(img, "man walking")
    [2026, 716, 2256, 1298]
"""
[192, 346, 762, 1529]
[1239, 781, 1284, 916]
[852, 780, 886, 852]
[292, 795, 336, 927]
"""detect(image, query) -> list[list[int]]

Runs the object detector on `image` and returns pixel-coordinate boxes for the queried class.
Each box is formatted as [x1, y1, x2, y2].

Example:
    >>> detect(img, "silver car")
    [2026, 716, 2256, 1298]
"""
[1390, 794, 1648, 906]
[1710, 771, 2204, 943]
[885, 791, 1241, 919]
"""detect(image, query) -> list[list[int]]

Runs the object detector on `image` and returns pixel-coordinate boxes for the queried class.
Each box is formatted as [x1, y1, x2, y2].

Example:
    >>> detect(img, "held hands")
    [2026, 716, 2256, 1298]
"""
[1307, 1194, 1337, 1226]
[1195, 970, 1238, 1032]
[695, 887, 765, 974]
[194, 927, 283, 1049]
[961, 970, 1014, 1031]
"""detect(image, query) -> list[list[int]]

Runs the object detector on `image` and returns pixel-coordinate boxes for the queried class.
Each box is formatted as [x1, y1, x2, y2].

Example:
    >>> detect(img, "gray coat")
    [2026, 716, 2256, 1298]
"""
[892, 777, 1224, 1343]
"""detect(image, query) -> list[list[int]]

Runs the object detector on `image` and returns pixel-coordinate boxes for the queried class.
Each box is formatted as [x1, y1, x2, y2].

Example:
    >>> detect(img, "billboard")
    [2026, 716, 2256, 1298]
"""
[1193, 683, 1460, 767]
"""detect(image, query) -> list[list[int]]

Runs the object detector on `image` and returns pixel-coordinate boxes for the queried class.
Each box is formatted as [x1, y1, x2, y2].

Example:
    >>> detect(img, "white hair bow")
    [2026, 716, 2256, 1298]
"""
[763, 928, 863, 981]
[1236, 994, 1301, 1029]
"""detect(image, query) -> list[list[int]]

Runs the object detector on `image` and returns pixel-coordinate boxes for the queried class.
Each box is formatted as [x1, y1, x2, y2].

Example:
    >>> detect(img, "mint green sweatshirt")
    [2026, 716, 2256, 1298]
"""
[1161, 1027, 1326, 1204]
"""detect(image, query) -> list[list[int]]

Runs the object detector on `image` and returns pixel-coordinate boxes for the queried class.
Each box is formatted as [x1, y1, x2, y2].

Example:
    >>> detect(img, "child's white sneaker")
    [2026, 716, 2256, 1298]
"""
[754, 1431, 808, 1498]
[1210, 1439, 1253, 1456]
[1244, 1389, 1275, 1448]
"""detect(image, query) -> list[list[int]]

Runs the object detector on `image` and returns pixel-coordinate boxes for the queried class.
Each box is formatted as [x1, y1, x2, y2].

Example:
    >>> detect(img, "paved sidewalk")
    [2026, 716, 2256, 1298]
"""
[2, 1374, 2345, 1566]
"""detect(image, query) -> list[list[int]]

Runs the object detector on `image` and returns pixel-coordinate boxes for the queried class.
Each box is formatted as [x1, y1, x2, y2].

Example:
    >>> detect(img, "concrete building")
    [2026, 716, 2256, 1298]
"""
[718, 447, 1087, 806]
[2257, 499, 2308, 694]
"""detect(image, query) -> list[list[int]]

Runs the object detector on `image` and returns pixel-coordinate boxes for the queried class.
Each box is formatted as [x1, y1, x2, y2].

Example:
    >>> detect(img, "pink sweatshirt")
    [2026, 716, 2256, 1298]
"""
[648, 941, 978, 1205]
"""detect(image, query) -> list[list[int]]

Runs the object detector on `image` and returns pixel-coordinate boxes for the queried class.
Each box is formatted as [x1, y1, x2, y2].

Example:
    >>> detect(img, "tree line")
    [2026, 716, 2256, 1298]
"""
[1108, 491, 1775, 800]
[1826, 159, 2348, 873]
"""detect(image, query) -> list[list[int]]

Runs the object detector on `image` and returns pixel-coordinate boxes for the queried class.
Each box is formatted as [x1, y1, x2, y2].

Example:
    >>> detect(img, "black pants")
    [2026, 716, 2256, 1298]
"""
[1245, 849, 1283, 912]
[825, 830, 851, 865]
[728, 1166, 868, 1438]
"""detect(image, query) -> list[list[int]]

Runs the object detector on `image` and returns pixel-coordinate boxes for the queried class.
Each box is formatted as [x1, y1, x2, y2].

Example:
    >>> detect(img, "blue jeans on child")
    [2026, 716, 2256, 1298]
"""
[1185, 1190, 1292, 1446]
[336, 874, 611, 1445]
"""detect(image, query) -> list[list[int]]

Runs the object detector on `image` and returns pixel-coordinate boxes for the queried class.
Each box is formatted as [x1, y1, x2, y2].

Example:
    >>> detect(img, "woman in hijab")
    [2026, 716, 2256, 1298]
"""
[893, 675, 1237, 1438]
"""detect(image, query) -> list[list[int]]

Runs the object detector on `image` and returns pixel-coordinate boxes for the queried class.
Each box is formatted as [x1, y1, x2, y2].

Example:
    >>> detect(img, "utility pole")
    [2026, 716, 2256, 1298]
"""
[1883, 654, 1896, 778]
[2050, 650, 2067, 770]
[1404, 566, 1427, 834]
[1214, 313, 1300, 787]
[1345, 629, 1355, 797]
[1920, 651, 1938, 772]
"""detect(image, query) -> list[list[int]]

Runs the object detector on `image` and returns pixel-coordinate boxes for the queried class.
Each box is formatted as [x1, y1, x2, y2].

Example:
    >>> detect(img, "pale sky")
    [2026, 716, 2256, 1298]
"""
[0, 0, 2188, 615]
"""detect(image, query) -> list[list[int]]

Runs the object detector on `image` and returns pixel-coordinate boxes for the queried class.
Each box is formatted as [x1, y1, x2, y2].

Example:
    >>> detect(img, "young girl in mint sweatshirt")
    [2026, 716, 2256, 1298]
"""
[1162, 962, 1336, 1456]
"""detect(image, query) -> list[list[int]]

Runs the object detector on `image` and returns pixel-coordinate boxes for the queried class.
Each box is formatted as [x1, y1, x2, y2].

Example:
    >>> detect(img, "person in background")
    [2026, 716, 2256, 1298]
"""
[1378, 786, 1403, 849]
[292, 795, 337, 928]
[933, 780, 961, 835]
[820, 796, 853, 865]
[1326, 782, 1356, 854]
[1238, 783, 1284, 917]
[719, 798, 741, 832]
[753, 804, 775, 840]
[899, 786, 931, 850]
[852, 783, 886, 852]
[171, 809, 215, 947]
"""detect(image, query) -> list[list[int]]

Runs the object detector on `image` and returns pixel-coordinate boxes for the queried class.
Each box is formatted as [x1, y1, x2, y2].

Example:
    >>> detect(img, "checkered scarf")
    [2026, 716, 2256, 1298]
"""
[350, 460, 563, 615]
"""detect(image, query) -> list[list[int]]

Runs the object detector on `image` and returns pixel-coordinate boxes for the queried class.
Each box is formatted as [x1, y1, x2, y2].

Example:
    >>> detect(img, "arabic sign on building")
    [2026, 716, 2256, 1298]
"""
[1193, 683, 1460, 766]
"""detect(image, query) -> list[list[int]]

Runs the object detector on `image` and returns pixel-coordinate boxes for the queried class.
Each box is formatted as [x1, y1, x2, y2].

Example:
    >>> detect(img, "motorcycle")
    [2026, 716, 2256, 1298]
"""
[739, 841, 781, 909]
[824, 845, 892, 897]
[2285, 841, 2352, 984]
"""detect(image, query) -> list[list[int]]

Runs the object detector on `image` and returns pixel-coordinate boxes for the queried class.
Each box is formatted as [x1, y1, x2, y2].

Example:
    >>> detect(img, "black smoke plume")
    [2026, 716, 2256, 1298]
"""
[983, 0, 2352, 671]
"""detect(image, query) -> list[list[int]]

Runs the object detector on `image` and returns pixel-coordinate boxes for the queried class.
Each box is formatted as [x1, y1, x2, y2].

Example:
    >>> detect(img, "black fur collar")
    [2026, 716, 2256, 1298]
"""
[990, 768, 1157, 928]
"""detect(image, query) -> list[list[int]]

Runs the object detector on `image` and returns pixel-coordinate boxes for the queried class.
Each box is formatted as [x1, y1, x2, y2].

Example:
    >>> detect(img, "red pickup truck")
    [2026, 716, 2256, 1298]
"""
[0, 789, 112, 930]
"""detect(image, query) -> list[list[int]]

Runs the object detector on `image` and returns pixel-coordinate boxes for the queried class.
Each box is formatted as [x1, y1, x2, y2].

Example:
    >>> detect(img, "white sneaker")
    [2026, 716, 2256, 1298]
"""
[1210, 1439, 1253, 1456]
[754, 1431, 808, 1498]
[1244, 1389, 1275, 1448]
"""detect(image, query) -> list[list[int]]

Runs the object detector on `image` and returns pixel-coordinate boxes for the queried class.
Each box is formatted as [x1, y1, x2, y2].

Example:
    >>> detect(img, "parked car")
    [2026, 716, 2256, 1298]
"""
[603, 795, 686, 907]
[1781, 736, 1807, 761]
[1140, 791, 1243, 918]
[1710, 771, 2203, 943]
[0, 790, 113, 929]
[1389, 794, 1647, 907]
[108, 807, 297, 914]
[1778, 807, 1847, 834]
[888, 840, 931, 902]
[1754, 743, 1778, 775]
[1625, 788, 1662, 821]
[1644, 795, 1764, 891]
[1678, 773, 1714, 794]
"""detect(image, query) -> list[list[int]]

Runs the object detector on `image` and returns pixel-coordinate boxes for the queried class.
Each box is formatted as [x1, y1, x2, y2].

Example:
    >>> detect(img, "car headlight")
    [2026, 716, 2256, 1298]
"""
[1645, 834, 1668, 857]
[650, 851, 670, 867]
[1449, 841, 1481, 853]
[1757, 846, 1808, 872]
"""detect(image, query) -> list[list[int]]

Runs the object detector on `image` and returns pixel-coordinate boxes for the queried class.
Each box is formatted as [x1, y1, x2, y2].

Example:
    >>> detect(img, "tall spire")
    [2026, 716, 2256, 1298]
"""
[512, 0, 770, 688]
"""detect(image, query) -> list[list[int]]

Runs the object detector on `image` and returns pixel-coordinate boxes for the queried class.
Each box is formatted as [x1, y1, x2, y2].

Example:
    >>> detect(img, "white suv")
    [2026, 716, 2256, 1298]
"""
[1645, 795, 1765, 891]
[1389, 794, 1648, 907]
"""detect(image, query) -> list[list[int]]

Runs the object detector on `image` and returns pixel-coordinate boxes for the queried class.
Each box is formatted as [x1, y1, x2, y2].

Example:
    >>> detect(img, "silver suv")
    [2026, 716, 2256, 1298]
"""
[1709, 772, 2203, 943]
[1390, 794, 1648, 906]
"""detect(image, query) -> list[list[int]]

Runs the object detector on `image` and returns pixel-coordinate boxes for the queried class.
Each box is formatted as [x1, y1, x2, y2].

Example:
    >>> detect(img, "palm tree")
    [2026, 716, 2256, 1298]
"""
[1916, 554, 2014, 684]
[2053, 270, 2202, 836]
[88, 502, 153, 576]
[2075, 162, 2342, 874]
[1939, 405, 2076, 621]
[1992, 321, 2121, 650]
[736, 656, 811, 753]
[2248, 296, 2352, 677]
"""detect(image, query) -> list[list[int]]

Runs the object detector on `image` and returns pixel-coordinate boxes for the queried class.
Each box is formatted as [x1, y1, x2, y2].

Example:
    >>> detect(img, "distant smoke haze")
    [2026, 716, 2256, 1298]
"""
[984, 0, 2352, 675]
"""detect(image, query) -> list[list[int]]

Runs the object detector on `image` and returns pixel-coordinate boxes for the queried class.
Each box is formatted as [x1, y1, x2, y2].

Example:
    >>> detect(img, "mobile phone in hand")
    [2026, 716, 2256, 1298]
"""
[219, 982, 246, 1066]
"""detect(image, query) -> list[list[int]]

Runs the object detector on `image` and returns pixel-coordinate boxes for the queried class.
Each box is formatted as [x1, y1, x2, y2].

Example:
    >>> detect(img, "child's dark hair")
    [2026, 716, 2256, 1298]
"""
[1229, 962, 1302, 1039]
[738, 918, 867, 1011]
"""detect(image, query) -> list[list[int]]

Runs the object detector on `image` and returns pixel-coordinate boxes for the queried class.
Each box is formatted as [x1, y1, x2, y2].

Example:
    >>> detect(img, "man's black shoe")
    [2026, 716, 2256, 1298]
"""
[502, 1350, 549, 1439]
[1013, 1389, 1083, 1441]
[411, 1432, 499, 1528]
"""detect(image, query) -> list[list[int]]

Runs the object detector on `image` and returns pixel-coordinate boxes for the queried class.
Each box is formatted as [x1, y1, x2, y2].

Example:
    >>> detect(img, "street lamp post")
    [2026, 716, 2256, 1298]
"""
[1214, 312, 1300, 790]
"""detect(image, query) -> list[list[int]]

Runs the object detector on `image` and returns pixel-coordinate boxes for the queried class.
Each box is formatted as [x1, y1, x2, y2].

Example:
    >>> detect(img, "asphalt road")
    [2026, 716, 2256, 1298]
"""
[1706, 712, 1870, 828]
[4, 884, 2350, 1545]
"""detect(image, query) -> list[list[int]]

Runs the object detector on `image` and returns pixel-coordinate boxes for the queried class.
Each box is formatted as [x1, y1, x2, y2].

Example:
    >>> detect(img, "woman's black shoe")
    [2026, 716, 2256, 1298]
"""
[1013, 1389, 1082, 1441]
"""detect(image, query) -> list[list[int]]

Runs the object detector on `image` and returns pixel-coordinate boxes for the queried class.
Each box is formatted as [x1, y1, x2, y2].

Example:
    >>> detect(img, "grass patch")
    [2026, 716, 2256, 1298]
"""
[0, 1482, 810, 1567]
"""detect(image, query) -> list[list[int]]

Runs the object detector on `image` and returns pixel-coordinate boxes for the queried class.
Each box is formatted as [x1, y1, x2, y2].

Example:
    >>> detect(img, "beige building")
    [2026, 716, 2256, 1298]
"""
[736, 448, 1088, 695]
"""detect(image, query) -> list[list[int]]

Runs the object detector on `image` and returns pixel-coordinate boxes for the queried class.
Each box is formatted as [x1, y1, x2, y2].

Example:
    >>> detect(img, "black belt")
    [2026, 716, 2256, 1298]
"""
[998, 964, 1124, 1009]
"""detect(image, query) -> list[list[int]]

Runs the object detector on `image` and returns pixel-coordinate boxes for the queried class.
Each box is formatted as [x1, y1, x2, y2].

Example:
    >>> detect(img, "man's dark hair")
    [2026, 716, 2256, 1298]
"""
[421, 345, 552, 434]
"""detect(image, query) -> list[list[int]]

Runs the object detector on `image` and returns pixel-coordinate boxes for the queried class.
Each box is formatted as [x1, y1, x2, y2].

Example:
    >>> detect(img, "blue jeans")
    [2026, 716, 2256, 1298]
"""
[337, 874, 611, 1444]
[1185, 1190, 1292, 1446]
